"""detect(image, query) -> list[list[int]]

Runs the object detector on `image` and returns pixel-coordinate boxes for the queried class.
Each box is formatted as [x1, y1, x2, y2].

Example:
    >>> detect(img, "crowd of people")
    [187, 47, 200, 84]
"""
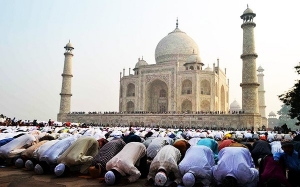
[68, 110, 245, 115]
[0, 115, 300, 187]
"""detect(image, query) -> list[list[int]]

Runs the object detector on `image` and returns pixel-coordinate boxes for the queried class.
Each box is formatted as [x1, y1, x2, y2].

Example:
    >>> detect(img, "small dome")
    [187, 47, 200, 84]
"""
[155, 26, 199, 64]
[65, 41, 74, 49]
[269, 111, 276, 116]
[257, 66, 264, 72]
[205, 65, 212, 71]
[230, 100, 241, 109]
[243, 7, 254, 14]
[135, 58, 148, 69]
[186, 53, 201, 64]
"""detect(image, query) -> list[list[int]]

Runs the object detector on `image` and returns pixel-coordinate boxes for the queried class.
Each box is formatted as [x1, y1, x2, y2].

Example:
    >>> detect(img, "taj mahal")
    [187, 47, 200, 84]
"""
[57, 6, 268, 130]
[119, 19, 229, 114]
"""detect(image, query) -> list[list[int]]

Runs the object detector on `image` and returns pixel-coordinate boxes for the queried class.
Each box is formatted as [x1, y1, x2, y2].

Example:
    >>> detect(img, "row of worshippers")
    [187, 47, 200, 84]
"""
[0, 126, 300, 187]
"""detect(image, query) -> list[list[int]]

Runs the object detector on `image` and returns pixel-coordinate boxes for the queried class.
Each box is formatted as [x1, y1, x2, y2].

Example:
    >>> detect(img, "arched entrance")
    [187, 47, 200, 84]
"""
[182, 79, 192, 94]
[181, 99, 192, 113]
[146, 79, 168, 113]
[126, 101, 134, 112]
[201, 100, 210, 111]
[127, 83, 135, 97]
[200, 80, 210, 95]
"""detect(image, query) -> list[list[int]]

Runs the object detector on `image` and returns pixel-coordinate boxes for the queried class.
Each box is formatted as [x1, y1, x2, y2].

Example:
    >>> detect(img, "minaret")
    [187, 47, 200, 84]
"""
[240, 6, 260, 114]
[257, 66, 266, 118]
[257, 66, 267, 127]
[59, 41, 74, 114]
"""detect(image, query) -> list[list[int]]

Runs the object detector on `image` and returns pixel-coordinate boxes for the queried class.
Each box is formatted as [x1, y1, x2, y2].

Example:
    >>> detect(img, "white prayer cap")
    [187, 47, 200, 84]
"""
[155, 171, 167, 186]
[15, 158, 24, 168]
[54, 163, 65, 177]
[105, 171, 115, 185]
[25, 160, 34, 170]
[34, 164, 44, 175]
[182, 172, 195, 187]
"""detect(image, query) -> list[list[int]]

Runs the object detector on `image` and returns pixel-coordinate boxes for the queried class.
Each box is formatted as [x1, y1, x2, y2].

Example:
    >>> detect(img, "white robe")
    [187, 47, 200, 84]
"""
[0, 134, 36, 158]
[179, 145, 215, 186]
[212, 147, 258, 187]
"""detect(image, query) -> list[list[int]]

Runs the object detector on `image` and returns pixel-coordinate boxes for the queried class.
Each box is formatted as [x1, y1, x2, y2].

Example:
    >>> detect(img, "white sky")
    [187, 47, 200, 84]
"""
[0, 0, 299, 121]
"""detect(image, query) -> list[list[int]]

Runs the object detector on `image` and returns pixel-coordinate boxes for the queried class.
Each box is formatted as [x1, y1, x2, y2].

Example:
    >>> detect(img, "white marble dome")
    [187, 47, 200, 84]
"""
[243, 7, 254, 14]
[135, 58, 148, 69]
[230, 100, 241, 110]
[269, 111, 276, 116]
[65, 41, 74, 49]
[155, 27, 199, 64]
[186, 53, 201, 64]
[257, 65, 264, 72]
[205, 65, 212, 71]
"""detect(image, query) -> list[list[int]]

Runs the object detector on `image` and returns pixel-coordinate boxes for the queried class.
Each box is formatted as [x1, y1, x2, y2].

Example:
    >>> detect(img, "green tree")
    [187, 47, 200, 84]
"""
[277, 104, 297, 129]
[279, 64, 300, 126]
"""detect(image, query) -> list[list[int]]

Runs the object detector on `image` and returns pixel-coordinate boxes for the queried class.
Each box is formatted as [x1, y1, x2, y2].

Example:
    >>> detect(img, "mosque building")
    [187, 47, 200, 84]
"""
[57, 6, 266, 130]
[119, 19, 229, 114]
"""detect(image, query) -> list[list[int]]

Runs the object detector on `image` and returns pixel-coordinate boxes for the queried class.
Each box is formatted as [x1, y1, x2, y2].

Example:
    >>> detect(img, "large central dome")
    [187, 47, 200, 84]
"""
[155, 24, 199, 64]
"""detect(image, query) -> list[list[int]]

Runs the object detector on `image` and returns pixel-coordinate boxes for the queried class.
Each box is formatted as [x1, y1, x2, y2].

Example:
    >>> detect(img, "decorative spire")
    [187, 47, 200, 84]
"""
[247, 4, 249, 8]
[176, 17, 178, 28]
[69, 39, 70, 43]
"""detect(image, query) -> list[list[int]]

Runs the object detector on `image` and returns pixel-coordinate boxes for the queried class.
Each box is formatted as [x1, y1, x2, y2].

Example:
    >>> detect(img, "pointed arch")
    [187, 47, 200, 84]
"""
[201, 80, 211, 95]
[201, 100, 210, 111]
[145, 79, 168, 113]
[181, 99, 192, 113]
[126, 83, 135, 97]
[182, 79, 192, 94]
[126, 101, 134, 112]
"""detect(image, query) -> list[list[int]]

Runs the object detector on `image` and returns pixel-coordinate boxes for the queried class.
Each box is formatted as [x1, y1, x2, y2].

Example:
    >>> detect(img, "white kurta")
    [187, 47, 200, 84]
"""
[0, 134, 36, 158]
[39, 136, 77, 164]
[57, 136, 99, 173]
[179, 145, 215, 186]
[106, 142, 146, 183]
[212, 147, 258, 187]
[147, 145, 182, 184]
[33, 140, 59, 160]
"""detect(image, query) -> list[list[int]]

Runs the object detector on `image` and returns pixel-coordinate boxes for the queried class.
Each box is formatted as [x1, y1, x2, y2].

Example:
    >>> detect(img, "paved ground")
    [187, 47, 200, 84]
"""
[0, 166, 147, 187]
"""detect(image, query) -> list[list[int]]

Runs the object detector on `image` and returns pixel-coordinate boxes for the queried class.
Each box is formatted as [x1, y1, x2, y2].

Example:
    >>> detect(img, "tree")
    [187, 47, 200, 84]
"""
[277, 104, 297, 126]
[279, 64, 300, 125]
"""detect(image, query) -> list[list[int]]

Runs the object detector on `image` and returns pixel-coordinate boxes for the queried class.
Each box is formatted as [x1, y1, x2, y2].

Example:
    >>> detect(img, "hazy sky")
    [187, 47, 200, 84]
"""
[0, 0, 299, 121]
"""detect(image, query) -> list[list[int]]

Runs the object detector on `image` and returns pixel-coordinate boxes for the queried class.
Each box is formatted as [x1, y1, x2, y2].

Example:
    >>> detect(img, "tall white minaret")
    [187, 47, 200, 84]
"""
[257, 66, 267, 126]
[59, 41, 74, 114]
[240, 6, 260, 114]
